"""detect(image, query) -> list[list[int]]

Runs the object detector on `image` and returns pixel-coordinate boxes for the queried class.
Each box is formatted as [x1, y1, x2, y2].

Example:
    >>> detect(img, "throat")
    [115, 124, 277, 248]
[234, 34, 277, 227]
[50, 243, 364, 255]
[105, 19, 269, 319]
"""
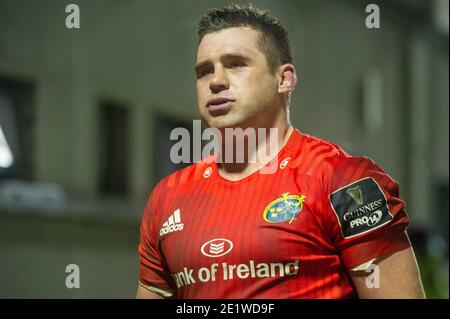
[216, 126, 293, 181]
[218, 162, 268, 181]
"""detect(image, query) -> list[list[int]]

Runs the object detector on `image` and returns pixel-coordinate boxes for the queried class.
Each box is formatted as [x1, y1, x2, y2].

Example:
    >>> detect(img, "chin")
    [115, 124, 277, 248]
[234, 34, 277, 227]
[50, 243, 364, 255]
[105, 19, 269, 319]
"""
[207, 115, 246, 130]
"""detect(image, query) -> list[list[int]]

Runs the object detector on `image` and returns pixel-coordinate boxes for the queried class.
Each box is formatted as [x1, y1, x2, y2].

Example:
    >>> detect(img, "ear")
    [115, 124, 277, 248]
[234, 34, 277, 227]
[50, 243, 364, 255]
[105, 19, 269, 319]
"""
[277, 64, 298, 94]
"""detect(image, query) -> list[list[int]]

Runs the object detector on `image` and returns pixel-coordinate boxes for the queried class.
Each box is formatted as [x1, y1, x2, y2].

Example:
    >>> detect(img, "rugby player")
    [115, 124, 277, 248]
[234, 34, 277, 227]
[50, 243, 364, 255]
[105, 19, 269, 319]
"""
[137, 4, 425, 299]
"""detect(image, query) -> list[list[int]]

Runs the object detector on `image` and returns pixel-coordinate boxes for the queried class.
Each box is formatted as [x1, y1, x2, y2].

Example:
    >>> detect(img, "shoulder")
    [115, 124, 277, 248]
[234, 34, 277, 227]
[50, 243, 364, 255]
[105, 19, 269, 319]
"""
[290, 130, 395, 192]
[151, 154, 215, 195]
[144, 155, 214, 217]
[288, 130, 347, 176]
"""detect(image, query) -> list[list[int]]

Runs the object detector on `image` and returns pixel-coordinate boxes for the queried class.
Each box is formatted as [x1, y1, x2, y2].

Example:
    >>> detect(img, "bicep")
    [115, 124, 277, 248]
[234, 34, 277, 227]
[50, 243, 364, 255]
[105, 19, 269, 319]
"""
[136, 284, 165, 299]
[350, 247, 426, 299]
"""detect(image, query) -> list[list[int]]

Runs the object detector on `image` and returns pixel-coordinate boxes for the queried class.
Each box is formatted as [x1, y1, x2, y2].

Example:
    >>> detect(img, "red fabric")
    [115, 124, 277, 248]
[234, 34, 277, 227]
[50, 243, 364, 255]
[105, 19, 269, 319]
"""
[138, 129, 410, 298]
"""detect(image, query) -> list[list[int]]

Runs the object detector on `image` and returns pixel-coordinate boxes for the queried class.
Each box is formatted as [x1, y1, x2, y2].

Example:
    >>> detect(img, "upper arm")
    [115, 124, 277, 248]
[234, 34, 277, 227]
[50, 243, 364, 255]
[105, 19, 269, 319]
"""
[136, 281, 175, 299]
[138, 182, 177, 298]
[320, 155, 424, 298]
[323, 155, 411, 270]
[350, 245, 426, 298]
[136, 284, 165, 299]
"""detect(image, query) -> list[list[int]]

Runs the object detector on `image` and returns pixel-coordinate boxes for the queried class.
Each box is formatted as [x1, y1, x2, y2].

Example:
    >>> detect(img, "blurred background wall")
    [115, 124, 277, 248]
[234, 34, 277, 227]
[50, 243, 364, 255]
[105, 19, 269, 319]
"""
[0, 0, 448, 298]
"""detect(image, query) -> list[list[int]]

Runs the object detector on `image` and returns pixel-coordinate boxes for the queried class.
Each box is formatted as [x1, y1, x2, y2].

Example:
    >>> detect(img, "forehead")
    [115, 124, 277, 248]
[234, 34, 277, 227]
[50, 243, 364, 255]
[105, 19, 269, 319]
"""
[196, 26, 262, 62]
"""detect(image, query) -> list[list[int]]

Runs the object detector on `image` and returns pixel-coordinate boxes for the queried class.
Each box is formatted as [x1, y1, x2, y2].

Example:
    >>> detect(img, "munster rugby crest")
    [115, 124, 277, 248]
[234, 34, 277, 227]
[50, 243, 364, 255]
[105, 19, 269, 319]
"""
[263, 193, 306, 224]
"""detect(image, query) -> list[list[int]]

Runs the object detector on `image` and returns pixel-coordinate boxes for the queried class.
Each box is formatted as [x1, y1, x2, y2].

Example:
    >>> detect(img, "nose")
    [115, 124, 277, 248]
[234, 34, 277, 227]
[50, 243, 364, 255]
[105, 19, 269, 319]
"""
[209, 65, 229, 93]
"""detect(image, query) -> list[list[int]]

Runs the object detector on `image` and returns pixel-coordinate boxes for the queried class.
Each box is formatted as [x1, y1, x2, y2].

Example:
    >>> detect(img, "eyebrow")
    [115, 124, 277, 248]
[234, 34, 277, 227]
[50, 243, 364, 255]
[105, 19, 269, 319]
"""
[195, 53, 252, 74]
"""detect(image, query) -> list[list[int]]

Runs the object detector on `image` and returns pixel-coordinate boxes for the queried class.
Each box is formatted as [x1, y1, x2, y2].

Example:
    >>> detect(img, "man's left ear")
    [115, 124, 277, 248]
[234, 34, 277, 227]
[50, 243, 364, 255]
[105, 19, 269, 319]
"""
[278, 64, 297, 94]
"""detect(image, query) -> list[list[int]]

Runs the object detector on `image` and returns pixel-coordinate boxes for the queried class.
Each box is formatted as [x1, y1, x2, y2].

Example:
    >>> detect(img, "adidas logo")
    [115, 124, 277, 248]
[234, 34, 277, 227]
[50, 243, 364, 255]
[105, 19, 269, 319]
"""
[159, 209, 184, 236]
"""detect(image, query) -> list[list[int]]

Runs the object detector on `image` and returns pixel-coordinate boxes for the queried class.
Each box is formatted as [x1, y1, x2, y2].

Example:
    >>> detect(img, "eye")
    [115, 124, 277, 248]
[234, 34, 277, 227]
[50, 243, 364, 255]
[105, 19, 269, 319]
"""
[196, 66, 213, 79]
[228, 60, 246, 68]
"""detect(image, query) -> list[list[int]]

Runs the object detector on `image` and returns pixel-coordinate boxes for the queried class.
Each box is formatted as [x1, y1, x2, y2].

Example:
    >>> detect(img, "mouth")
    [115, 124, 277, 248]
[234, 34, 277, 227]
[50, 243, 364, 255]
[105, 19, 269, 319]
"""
[206, 97, 235, 116]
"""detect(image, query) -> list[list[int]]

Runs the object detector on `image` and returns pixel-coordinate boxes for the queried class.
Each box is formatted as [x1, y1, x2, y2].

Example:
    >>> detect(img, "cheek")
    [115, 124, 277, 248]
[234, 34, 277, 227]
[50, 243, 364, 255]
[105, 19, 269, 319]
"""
[196, 82, 208, 103]
[237, 73, 276, 102]
[196, 84, 210, 117]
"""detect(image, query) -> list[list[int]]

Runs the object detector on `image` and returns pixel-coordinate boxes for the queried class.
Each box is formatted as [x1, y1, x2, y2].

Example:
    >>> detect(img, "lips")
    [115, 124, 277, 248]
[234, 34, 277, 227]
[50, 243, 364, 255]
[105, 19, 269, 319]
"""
[206, 97, 235, 115]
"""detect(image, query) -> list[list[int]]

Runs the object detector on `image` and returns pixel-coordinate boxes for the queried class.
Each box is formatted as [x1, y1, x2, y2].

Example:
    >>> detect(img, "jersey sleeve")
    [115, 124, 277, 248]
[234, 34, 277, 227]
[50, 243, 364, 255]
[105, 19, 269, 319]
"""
[323, 154, 411, 270]
[138, 182, 175, 297]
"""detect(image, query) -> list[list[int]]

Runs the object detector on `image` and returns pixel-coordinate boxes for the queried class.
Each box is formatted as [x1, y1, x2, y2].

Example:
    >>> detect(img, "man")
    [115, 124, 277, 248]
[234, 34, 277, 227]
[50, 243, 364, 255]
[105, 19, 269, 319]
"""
[137, 4, 425, 298]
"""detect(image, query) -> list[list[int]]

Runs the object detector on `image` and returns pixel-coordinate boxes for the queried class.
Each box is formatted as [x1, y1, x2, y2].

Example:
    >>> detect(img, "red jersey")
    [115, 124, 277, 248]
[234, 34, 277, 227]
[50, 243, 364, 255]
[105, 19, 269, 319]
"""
[138, 129, 410, 298]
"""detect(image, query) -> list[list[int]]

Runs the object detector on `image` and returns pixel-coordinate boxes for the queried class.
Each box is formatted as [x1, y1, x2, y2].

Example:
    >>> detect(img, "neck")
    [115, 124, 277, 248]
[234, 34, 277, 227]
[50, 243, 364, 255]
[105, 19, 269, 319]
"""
[216, 123, 293, 181]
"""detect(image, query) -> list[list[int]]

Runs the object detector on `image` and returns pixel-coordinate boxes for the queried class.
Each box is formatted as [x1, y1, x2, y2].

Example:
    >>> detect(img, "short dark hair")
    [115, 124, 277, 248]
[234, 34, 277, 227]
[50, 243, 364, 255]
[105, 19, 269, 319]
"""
[198, 3, 293, 73]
